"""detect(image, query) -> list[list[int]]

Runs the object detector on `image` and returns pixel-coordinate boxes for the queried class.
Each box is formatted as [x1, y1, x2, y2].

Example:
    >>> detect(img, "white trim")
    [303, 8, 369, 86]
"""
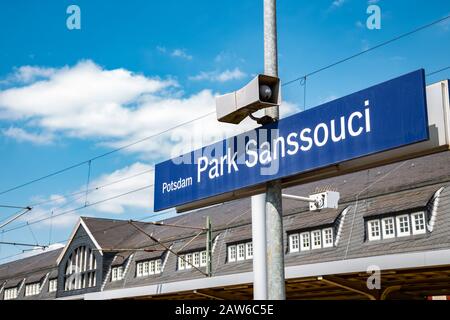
[396, 214, 411, 237]
[367, 219, 381, 241]
[236, 243, 245, 261]
[311, 230, 322, 249]
[428, 187, 444, 232]
[322, 228, 334, 248]
[228, 245, 236, 262]
[381, 217, 395, 239]
[40, 272, 50, 292]
[246, 242, 253, 259]
[289, 234, 300, 253]
[411, 212, 426, 235]
[161, 245, 172, 272]
[56, 218, 103, 265]
[334, 207, 349, 246]
[300, 232, 310, 251]
[84, 248, 450, 300]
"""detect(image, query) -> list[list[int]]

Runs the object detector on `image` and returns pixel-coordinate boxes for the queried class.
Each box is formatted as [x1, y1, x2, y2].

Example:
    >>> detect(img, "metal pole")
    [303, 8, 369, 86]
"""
[264, 0, 286, 300]
[206, 216, 212, 277]
[251, 194, 267, 299]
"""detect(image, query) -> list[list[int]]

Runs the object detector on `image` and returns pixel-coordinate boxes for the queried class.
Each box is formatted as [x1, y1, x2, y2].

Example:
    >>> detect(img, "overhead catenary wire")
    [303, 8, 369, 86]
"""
[1, 14, 449, 202]
[0, 208, 176, 263]
[0, 14, 448, 203]
[0, 241, 47, 249]
[2, 184, 154, 234]
[0, 112, 214, 198]
[282, 13, 450, 87]
[1, 14, 449, 262]
[28, 168, 154, 209]
[426, 66, 450, 77]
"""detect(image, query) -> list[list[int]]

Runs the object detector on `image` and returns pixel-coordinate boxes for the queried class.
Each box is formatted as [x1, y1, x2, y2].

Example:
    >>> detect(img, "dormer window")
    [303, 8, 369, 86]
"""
[177, 250, 207, 270]
[300, 232, 310, 251]
[311, 230, 322, 249]
[111, 266, 124, 281]
[227, 241, 253, 263]
[367, 211, 428, 242]
[368, 220, 381, 241]
[323, 228, 334, 248]
[382, 217, 395, 239]
[411, 212, 426, 235]
[4, 287, 18, 300]
[64, 246, 97, 291]
[289, 234, 299, 253]
[289, 227, 335, 253]
[136, 259, 162, 277]
[48, 279, 57, 293]
[396, 215, 411, 237]
[25, 282, 40, 297]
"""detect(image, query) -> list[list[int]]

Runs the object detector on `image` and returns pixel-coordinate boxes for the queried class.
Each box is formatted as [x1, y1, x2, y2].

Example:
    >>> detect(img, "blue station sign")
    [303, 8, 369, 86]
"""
[154, 69, 429, 211]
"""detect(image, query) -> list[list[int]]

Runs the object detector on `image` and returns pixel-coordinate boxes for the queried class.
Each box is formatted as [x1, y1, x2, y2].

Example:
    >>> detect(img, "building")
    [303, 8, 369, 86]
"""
[1, 150, 450, 300]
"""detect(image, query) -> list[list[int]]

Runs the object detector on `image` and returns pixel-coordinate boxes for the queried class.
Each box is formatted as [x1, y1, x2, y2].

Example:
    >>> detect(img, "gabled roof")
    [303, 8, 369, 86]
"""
[56, 218, 103, 265]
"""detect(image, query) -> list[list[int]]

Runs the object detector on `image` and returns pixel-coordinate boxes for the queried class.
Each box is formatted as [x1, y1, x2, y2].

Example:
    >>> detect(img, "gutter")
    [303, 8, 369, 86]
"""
[84, 247, 450, 300]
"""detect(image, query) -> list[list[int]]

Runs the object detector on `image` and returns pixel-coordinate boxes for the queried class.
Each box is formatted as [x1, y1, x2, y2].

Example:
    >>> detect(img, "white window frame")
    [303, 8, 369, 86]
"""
[289, 234, 300, 253]
[155, 259, 162, 274]
[137, 262, 144, 277]
[228, 245, 237, 262]
[367, 219, 381, 241]
[322, 228, 334, 248]
[4, 287, 18, 300]
[237, 243, 245, 261]
[185, 253, 193, 269]
[178, 255, 185, 270]
[300, 232, 310, 251]
[246, 242, 253, 259]
[311, 230, 322, 249]
[193, 252, 200, 267]
[396, 214, 411, 237]
[48, 279, 57, 293]
[25, 283, 40, 297]
[200, 251, 207, 267]
[149, 260, 155, 275]
[143, 261, 149, 276]
[381, 217, 395, 239]
[411, 212, 426, 235]
[112, 267, 118, 281]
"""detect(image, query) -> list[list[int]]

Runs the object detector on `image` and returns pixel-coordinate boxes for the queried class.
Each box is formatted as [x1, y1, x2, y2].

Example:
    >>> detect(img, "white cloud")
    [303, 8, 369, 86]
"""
[331, 0, 346, 8]
[2, 127, 54, 145]
[171, 49, 193, 60]
[189, 68, 247, 82]
[0, 60, 298, 161]
[355, 21, 364, 28]
[80, 162, 154, 214]
[3, 66, 57, 84]
[157, 46, 193, 60]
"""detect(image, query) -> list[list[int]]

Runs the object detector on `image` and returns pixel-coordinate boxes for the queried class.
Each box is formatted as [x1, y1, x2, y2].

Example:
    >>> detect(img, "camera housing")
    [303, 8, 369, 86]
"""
[216, 74, 281, 124]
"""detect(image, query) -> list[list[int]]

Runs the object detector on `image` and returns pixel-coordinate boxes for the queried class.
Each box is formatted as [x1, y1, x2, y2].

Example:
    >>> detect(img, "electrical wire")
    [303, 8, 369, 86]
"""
[0, 112, 214, 198]
[1, 14, 448, 201]
[426, 66, 450, 77]
[282, 14, 450, 87]
[2, 184, 154, 234]
[1, 14, 449, 261]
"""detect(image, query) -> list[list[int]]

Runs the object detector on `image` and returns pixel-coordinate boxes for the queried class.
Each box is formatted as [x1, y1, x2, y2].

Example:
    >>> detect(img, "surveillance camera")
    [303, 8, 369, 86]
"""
[259, 85, 272, 101]
[215, 74, 281, 124]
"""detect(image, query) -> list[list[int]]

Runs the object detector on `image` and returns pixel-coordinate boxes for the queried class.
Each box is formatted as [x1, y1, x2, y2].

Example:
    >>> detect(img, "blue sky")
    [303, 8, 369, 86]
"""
[0, 0, 449, 262]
